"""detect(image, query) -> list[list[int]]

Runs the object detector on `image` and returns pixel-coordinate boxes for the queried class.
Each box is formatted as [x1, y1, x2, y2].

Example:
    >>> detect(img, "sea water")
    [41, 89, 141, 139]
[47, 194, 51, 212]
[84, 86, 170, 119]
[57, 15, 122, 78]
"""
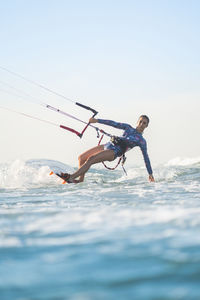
[0, 158, 200, 300]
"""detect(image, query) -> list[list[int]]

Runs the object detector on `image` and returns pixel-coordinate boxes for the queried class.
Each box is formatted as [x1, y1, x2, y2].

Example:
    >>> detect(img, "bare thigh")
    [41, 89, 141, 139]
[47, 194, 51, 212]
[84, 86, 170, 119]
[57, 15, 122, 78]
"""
[71, 149, 115, 180]
[88, 149, 115, 165]
[79, 145, 105, 163]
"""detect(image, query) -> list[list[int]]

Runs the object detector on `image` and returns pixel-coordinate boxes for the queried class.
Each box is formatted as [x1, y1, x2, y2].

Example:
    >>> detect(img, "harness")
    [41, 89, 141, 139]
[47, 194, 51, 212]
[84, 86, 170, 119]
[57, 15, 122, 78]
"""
[98, 134, 127, 175]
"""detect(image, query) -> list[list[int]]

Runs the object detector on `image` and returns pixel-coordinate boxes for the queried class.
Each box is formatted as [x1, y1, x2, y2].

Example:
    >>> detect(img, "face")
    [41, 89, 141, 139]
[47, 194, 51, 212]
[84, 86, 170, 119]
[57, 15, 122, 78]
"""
[136, 117, 149, 133]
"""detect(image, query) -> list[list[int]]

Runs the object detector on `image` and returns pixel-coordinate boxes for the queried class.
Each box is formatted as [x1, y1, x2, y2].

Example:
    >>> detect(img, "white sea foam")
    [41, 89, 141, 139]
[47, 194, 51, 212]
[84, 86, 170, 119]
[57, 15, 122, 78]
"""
[0, 159, 74, 189]
[1, 156, 199, 193]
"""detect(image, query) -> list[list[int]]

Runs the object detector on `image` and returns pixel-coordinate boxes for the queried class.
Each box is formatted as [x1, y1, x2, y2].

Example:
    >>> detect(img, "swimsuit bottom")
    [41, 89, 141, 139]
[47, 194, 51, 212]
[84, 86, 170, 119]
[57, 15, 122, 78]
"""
[104, 142, 123, 159]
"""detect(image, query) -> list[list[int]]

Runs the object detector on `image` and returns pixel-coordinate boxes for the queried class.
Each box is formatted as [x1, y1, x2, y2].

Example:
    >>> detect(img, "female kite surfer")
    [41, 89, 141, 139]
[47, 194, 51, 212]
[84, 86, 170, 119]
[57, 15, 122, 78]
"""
[57, 115, 155, 183]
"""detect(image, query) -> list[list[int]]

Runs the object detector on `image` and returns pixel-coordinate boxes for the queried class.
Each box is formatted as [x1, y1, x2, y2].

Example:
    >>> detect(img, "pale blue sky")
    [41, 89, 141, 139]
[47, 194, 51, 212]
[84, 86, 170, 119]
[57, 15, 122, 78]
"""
[0, 0, 200, 167]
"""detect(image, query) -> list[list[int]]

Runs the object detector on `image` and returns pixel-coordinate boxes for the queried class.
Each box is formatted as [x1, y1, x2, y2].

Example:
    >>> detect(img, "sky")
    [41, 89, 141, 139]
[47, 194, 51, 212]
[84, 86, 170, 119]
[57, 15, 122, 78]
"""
[0, 0, 200, 168]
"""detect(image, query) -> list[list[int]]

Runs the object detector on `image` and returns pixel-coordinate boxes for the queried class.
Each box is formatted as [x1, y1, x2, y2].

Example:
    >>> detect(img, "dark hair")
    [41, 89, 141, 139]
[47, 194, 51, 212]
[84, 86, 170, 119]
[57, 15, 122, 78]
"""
[139, 115, 150, 124]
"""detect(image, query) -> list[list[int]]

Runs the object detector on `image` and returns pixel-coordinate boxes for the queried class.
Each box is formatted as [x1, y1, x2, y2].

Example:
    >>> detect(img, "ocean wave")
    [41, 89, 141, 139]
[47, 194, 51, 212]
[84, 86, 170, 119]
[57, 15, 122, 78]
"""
[0, 157, 200, 190]
[0, 159, 74, 189]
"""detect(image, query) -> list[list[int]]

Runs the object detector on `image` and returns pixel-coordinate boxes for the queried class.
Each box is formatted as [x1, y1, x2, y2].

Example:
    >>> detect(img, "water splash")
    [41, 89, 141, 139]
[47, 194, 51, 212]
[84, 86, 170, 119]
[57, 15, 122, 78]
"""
[0, 159, 74, 189]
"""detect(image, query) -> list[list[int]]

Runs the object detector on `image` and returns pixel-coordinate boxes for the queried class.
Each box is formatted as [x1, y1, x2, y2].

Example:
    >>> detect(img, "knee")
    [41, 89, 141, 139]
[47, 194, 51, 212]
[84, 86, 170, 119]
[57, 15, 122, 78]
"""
[79, 154, 94, 166]
[78, 154, 85, 165]
[86, 155, 95, 165]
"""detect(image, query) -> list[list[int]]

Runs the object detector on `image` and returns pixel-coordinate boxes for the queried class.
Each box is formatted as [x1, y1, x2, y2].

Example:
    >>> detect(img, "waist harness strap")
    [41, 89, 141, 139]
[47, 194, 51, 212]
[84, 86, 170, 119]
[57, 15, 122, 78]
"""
[98, 134, 127, 175]
[110, 136, 128, 154]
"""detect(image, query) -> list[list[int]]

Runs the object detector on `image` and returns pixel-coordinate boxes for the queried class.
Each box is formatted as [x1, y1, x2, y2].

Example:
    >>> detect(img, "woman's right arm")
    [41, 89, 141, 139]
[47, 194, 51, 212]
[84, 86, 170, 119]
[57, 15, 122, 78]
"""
[90, 118, 130, 130]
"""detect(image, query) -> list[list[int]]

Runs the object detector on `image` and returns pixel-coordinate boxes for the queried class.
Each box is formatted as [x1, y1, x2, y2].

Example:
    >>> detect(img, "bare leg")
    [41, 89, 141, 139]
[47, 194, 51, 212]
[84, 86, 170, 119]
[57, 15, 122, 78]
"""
[78, 145, 105, 182]
[70, 149, 115, 181]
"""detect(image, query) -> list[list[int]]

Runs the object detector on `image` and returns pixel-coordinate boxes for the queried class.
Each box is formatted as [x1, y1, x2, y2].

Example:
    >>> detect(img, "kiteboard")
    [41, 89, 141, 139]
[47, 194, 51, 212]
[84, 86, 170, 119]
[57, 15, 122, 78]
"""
[49, 171, 79, 184]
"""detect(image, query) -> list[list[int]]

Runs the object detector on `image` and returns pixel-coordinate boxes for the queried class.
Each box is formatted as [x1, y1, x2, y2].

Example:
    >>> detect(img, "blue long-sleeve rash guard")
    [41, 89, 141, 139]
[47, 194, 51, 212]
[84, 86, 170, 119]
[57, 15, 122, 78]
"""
[97, 119, 153, 175]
